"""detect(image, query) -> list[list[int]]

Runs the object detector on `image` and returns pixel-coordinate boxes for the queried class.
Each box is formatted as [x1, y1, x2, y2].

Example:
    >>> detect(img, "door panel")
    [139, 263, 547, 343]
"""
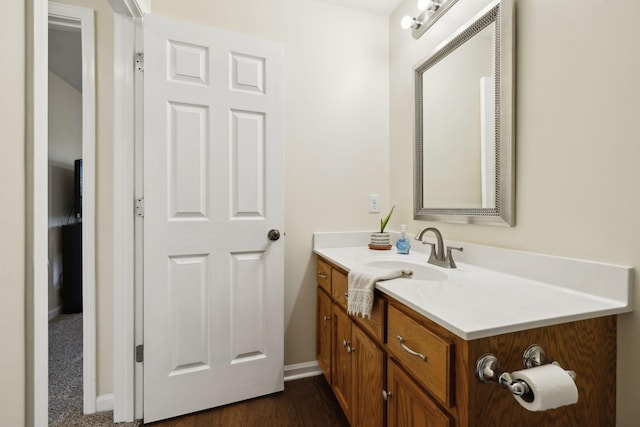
[230, 110, 266, 217]
[143, 14, 284, 423]
[168, 254, 210, 374]
[230, 251, 266, 363]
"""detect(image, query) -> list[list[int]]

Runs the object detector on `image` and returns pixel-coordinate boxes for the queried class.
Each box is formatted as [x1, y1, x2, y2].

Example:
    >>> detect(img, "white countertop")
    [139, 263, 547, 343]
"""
[314, 232, 633, 340]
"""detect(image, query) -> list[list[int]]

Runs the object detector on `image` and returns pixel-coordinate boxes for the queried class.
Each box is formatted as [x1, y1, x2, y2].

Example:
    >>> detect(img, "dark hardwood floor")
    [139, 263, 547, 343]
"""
[145, 375, 349, 427]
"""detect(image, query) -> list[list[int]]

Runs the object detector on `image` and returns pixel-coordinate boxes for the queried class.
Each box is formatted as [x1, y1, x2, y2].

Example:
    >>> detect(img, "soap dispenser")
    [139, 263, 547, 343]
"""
[396, 224, 411, 255]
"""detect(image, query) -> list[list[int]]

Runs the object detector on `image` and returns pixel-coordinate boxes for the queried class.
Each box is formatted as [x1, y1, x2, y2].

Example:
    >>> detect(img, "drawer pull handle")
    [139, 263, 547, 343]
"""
[323, 315, 330, 321]
[318, 273, 328, 279]
[397, 335, 427, 361]
[382, 390, 392, 401]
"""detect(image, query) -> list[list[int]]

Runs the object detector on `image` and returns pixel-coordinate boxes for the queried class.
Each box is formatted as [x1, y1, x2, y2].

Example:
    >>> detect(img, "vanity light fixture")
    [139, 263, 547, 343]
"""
[400, 0, 458, 39]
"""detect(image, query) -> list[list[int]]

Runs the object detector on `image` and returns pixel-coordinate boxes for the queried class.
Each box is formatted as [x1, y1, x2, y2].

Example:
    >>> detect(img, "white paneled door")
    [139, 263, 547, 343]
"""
[143, 14, 284, 423]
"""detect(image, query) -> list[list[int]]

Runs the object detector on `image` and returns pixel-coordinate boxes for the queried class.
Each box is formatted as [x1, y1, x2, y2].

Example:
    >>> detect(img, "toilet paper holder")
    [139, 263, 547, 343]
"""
[476, 344, 577, 402]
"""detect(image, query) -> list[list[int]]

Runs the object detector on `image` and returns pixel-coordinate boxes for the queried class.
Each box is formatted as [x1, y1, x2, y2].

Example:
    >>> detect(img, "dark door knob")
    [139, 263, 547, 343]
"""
[268, 229, 281, 241]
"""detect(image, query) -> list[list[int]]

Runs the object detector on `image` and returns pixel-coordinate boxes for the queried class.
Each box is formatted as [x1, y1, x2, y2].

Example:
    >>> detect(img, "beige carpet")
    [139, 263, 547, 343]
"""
[49, 313, 141, 426]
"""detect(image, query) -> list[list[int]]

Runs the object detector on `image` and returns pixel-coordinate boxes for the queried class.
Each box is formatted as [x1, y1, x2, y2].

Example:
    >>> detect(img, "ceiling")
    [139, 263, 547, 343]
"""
[316, 0, 402, 15]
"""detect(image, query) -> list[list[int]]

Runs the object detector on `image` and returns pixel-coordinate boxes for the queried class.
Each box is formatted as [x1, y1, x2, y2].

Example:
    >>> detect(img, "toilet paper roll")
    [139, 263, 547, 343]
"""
[511, 364, 578, 411]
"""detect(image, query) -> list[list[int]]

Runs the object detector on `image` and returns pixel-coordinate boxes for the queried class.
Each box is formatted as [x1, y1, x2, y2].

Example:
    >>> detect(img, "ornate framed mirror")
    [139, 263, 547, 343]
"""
[414, 0, 514, 226]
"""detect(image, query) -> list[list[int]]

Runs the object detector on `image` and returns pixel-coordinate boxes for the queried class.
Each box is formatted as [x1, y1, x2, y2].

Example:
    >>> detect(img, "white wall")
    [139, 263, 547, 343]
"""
[390, 0, 640, 424]
[0, 0, 26, 425]
[48, 70, 83, 315]
[48, 70, 83, 164]
[150, 0, 390, 366]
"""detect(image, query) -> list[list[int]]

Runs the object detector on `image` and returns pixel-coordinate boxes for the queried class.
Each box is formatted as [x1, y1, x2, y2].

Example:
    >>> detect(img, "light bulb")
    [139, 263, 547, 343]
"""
[417, 0, 439, 12]
[417, 0, 431, 11]
[400, 15, 420, 30]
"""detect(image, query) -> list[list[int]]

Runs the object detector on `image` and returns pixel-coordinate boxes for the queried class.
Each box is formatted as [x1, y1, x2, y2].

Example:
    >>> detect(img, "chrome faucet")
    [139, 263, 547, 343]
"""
[415, 227, 463, 269]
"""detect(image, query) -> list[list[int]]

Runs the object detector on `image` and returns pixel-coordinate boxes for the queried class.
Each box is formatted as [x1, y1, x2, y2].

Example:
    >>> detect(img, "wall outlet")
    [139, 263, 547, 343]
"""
[369, 194, 380, 213]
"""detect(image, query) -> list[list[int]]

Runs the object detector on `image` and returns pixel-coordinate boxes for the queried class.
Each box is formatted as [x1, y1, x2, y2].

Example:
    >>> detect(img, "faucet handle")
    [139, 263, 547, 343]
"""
[422, 241, 437, 260]
[445, 246, 463, 268]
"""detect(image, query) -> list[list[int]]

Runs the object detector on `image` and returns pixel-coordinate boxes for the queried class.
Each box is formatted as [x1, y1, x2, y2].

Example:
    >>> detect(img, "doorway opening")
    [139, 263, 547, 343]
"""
[47, 19, 83, 424]
[47, 2, 97, 422]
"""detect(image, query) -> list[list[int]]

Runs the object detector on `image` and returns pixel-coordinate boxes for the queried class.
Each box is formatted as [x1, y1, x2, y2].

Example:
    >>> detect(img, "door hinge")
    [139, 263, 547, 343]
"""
[135, 52, 144, 72]
[135, 345, 144, 363]
[136, 198, 144, 217]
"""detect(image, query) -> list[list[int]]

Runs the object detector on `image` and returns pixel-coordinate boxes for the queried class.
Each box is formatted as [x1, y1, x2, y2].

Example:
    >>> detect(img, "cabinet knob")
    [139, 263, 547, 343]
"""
[382, 390, 392, 401]
[342, 339, 348, 347]
[346, 345, 355, 354]
[323, 315, 330, 321]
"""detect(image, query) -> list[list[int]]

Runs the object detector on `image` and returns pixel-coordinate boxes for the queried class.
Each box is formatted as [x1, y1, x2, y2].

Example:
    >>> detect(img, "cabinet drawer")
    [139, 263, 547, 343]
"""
[331, 268, 349, 310]
[387, 305, 453, 406]
[354, 295, 385, 343]
[317, 259, 331, 294]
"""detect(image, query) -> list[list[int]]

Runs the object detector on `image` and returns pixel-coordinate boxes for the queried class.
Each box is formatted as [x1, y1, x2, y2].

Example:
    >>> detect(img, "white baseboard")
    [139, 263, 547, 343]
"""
[48, 306, 62, 320]
[283, 361, 322, 382]
[96, 393, 114, 412]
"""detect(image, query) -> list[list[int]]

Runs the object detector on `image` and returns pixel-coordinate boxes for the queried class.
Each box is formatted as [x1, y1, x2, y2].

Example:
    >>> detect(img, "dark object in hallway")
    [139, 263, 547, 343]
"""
[62, 222, 83, 313]
[145, 375, 349, 427]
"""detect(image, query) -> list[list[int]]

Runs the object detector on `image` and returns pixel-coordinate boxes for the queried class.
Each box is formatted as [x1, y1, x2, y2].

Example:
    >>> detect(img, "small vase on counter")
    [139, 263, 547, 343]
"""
[369, 205, 395, 250]
[369, 232, 391, 250]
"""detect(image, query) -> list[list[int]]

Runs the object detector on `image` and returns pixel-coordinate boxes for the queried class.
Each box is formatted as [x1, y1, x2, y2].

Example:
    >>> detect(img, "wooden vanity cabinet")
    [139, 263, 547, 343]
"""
[385, 298, 617, 427]
[317, 255, 617, 427]
[316, 259, 386, 427]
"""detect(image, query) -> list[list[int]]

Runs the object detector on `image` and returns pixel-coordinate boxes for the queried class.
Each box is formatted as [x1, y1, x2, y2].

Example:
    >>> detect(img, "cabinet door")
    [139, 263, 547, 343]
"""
[317, 288, 333, 382]
[386, 360, 451, 427]
[352, 325, 385, 427]
[332, 306, 353, 423]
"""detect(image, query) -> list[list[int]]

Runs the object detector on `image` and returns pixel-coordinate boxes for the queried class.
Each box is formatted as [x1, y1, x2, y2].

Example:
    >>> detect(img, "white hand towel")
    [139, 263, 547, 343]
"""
[347, 267, 412, 318]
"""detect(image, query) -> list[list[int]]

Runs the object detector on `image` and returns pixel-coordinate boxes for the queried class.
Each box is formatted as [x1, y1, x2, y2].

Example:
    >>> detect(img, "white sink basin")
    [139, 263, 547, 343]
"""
[359, 257, 448, 281]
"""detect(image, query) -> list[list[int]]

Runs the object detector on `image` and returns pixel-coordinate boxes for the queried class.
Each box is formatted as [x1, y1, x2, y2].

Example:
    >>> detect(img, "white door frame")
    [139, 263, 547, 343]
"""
[111, 0, 144, 421]
[26, 0, 50, 424]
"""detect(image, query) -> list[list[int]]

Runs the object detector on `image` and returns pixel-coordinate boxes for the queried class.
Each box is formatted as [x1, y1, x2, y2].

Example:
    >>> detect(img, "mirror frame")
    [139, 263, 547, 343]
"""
[414, 0, 515, 226]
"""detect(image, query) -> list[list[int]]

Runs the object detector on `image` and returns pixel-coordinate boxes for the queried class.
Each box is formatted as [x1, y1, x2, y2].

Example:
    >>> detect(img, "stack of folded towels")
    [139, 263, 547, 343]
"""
[347, 267, 413, 319]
